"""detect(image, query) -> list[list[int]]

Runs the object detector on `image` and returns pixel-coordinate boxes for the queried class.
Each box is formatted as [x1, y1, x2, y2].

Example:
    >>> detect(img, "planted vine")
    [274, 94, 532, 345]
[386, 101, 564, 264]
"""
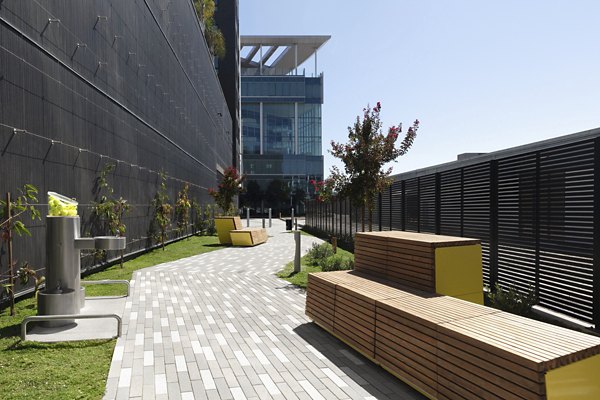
[152, 172, 172, 250]
[0, 184, 41, 316]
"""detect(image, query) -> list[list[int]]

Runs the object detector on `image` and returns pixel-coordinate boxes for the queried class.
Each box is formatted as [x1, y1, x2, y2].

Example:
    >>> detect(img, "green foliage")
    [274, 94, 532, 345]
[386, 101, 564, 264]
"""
[175, 183, 191, 236]
[193, 0, 226, 59]
[92, 163, 130, 237]
[17, 263, 45, 299]
[152, 172, 173, 250]
[203, 204, 216, 235]
[306, 242, 335, 266]
[0, 184, 41, 237]
[265, 179, 289, 212]
[319, 253, 354, 272]
[277, 241, 355, 289]
[329, 102, 419, 230]
[487, 283, 538, 316]
[0, 184, 41, 316]
[208, 166, 245, 215]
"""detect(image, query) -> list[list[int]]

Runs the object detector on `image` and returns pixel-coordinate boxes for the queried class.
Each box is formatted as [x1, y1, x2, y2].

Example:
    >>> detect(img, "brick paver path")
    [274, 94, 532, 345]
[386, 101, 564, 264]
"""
[104, 219, 423, 400]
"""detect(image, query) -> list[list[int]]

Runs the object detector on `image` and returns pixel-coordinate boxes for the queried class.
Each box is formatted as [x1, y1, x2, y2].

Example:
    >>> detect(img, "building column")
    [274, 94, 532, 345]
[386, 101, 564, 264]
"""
[294, 102, 298, 155]
[259, 102, 264, 155]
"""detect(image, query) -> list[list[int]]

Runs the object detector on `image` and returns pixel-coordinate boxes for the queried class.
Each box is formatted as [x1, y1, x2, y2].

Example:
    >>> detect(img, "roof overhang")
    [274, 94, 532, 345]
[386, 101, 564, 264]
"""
[241, 35, 330, 75]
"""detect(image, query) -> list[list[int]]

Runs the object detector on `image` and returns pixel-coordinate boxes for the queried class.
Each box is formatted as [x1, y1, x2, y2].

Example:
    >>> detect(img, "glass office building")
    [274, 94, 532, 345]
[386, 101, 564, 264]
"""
[240, 36, 330, 204]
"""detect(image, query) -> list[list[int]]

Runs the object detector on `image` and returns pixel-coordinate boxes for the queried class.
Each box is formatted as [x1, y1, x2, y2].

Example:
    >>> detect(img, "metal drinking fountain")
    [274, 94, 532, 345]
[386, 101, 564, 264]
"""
[37, 215, 126, 327]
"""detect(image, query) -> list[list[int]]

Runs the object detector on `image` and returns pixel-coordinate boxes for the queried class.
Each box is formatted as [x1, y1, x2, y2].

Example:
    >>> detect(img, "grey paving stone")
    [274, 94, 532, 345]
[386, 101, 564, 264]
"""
[104, 219, 424, 400]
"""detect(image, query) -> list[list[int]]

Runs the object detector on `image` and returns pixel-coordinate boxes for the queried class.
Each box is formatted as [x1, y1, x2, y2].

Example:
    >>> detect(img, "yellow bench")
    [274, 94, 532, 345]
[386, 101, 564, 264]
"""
[214, 216, 243, 244]
[229, 227, 268, 246]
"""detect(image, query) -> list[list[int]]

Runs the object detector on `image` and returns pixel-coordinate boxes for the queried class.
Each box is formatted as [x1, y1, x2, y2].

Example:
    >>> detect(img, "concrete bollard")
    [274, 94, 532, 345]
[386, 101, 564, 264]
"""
[294, 230, 301, 273]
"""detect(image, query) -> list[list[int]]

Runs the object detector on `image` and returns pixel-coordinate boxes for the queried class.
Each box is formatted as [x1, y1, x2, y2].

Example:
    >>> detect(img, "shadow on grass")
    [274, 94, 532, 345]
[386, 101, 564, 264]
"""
[7, 338, 113, 351]
[0, 322, 21, 339]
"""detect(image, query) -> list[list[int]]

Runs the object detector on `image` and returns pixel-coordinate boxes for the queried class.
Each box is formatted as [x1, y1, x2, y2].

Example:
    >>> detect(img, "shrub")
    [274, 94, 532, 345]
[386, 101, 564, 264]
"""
[486, 283, 538, 316]
[306, 242, 334, 266]
[319, 254, 354, 272]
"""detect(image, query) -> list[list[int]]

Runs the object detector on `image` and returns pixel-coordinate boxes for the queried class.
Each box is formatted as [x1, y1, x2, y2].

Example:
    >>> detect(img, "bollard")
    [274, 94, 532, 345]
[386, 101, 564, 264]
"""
[262, 217, 265, 228]
[246, 207, 250, 227]
[294, 230, 301, 273]
[268, 208, 272, 227]
[291, 208, 295, 229]
[295, 217, 298, 231]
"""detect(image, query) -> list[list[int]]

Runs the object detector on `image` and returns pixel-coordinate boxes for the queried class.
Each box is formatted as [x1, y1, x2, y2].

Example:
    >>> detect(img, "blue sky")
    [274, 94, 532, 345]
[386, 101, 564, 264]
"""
[240, 1, 600, 177]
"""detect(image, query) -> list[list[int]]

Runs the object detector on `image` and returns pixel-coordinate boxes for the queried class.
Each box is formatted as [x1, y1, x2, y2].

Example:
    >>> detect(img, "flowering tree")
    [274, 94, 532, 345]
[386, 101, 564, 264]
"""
[330, 102, 419, 231]
[208, 166, 245, 215]
[309, 178, 335, 203]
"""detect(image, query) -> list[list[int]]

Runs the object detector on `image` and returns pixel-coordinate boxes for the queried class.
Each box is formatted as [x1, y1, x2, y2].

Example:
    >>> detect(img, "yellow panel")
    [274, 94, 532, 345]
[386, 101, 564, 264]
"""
[453, 292, 484, 305]
[230, 232, 254, 246]
[435, 244, 483, 304]
[214, 217, 235, 244]
[546, 353, 600, 400]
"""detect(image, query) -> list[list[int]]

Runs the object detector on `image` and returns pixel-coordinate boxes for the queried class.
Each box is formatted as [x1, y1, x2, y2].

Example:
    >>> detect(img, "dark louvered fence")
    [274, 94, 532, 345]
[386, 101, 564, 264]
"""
[306, 129, 600, 328]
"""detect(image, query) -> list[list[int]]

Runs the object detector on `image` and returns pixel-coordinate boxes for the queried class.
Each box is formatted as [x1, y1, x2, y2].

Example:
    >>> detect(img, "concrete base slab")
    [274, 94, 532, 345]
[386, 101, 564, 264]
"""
[26, 296, 126, 342]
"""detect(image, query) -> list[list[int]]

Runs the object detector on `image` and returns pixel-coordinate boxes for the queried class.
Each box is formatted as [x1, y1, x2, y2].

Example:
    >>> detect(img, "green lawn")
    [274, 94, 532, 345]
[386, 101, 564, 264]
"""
[277, 245, 354, 289]
[0, 235, 225, 400]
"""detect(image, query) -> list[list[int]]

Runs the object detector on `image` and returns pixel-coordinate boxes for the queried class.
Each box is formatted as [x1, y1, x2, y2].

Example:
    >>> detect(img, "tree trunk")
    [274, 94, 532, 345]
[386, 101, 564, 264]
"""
[6, 193, 14, 316]
[361, 206, 365, 232]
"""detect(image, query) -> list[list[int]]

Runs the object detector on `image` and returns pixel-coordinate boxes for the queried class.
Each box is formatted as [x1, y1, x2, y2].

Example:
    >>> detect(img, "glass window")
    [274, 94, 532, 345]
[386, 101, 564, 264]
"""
[263, 103, 295, 155]
[242, 103, 260, 154]
[298, 103, 322, 156]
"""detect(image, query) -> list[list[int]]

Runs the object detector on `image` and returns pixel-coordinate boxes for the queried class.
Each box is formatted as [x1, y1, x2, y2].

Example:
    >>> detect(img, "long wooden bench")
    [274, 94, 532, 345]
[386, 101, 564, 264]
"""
[229, 227, 268, 246]
[306, 232, 600, 400]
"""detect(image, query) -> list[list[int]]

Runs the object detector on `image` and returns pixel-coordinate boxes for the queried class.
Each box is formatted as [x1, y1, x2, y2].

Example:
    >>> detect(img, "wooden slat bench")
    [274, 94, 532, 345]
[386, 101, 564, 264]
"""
[306, 233, 600, 400]
[229, 227, 268, 246]
[355, 231, 483, 303]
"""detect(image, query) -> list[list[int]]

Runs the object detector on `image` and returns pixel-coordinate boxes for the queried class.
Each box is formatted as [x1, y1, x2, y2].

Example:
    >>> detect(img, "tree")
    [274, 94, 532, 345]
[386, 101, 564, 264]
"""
[265, 179, 289, 214]
[240, 180, 262, 211]
[193, 0, 226, 59]
[330, 102, 419, 231]
[208, 166, 245, 215]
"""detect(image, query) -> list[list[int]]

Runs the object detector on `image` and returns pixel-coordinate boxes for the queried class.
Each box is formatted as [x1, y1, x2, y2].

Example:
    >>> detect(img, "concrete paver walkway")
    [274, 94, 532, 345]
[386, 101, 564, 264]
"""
[104, 219, 423, 400]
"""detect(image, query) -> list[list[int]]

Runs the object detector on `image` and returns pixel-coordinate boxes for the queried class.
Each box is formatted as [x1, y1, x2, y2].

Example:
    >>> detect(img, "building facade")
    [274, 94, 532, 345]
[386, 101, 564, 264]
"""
[240, 35, 329, 211]
[0, 0, 236, 299]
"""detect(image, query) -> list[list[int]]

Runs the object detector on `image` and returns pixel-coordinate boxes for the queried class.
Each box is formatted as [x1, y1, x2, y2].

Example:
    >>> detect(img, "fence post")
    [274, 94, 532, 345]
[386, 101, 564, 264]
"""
[534, 152, 541, 300]
[593, 137, 600, 330]
[401, 180, 406, 231]
[489, 160, 499, 290]
[378, 192, 383, 231]
[435, 173, 441, 235]
[294, 231, 301, 273]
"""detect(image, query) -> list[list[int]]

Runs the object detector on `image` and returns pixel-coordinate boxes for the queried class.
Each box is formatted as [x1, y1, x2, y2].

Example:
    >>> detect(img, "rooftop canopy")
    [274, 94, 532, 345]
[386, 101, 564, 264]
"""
[241, 35, 330, 75]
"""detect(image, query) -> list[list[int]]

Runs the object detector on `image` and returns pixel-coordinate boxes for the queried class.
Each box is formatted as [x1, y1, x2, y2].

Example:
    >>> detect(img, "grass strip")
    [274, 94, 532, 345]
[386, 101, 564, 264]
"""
[0, 235, 225, 400]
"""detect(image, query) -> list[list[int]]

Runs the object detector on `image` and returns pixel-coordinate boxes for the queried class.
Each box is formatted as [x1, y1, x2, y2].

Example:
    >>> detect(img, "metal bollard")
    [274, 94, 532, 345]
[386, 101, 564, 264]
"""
[291, 208, 294, 229]
[294, 230, 301, 273]
[262, 217, 265, 228]
[268, 208, 272, 227]
[295, 217, 298, 231]
[246, 207, 250, 227]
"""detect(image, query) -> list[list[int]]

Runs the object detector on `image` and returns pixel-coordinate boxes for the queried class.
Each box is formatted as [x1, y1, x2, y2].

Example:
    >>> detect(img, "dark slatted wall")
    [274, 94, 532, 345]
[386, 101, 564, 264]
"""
[307, 131, 600, 327]
[0, 0, 233, 300]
